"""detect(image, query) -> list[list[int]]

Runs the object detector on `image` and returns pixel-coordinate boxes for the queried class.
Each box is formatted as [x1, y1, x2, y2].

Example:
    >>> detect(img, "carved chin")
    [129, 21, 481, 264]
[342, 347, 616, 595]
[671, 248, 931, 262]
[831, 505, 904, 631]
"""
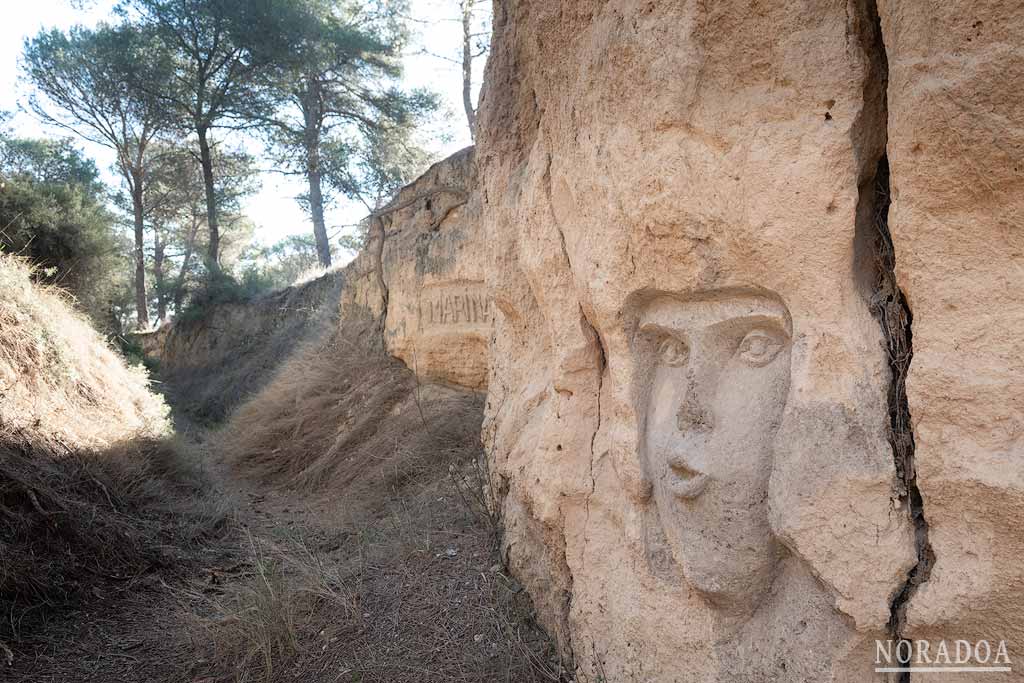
[679, 555, 776, 611]
[665, 523, 779, 612]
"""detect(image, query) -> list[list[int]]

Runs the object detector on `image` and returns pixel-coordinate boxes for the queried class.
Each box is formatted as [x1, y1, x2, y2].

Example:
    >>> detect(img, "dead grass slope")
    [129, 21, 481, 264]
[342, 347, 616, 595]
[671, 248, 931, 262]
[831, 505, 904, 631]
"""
[0, 255, 169, 449]
[0, 255, 225, 658]
[158, 269, 345, 424]
[217, 324, 480, 499]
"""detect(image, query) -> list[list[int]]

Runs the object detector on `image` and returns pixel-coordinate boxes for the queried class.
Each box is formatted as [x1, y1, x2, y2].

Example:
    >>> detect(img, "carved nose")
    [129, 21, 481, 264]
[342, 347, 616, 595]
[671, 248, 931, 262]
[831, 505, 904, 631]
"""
[677, 381, 714, 434]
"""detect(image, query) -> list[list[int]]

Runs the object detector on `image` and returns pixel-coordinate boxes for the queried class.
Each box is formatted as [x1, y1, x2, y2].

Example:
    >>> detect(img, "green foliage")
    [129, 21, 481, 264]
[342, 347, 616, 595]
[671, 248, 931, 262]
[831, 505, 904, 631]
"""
[116, 0, 270, 266]
[0, 136, 102, 189]
[177, 268, 274, 324]
[337, 221, 369, 255]
[23, 23, 172, 156]
[0, 133, 130, 331]
[134, 143, 260, 317]
[178, 230, 334, 323]
[318, 106, 435, 209]
[116, 0, 260, 131]
[115, 334, 148, 368]
[237, 235, 321, 291]
[240, 0, 438, 264]
[11, 0, 448, 329]
[24, 22, 176, 327]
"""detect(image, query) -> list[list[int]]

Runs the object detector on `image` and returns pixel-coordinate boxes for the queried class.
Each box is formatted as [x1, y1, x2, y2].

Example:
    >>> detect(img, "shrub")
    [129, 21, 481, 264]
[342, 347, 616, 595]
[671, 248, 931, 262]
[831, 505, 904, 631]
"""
[0, 134, 130, 331]
[176, 268, 275, 323]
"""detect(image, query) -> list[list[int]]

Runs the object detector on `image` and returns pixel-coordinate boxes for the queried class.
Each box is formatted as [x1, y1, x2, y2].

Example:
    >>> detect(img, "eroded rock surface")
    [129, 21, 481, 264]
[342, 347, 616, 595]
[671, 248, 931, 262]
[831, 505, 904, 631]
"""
[880, 0, 1024, 668]
[377, 147, 490, 390]
[150, 149, 487, 415]
[471, 0, 1023, 679]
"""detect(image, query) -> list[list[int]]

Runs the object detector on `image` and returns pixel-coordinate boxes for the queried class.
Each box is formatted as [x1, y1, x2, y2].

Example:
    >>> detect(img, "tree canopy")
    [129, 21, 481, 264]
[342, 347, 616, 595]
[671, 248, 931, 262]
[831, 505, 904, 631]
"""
[9, 0, 482, 332]
[242, 0, 437, 266]
[116, 0, 264, 268]
[24, 23, 174, 326]
[0, 133, 130, 331]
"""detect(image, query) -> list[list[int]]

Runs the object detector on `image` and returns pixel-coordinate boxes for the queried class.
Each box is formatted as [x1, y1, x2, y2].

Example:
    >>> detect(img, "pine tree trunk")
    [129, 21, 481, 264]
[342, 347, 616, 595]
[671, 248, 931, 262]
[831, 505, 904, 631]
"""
[306, 139, 331, 267]
[173, 218, 200, 314]
[301, 79, 331, 268]
[153, 229, 167, 323]
[461, 0, 477, 140]
[131, 180, 149, 329]
[197, 127, 220, 270]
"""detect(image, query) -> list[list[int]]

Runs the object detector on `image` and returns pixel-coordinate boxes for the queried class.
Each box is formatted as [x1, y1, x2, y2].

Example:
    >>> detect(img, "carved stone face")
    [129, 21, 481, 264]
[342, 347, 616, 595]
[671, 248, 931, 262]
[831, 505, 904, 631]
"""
[637, 291, 792, 613]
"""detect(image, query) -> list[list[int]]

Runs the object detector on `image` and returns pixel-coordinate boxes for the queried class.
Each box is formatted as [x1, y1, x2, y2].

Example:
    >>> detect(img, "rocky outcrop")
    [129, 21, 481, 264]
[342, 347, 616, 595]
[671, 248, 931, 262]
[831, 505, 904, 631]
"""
[133, 324, 170, 361]
[475, 1, 1022, 681]
[376, 147, 490, 390]
[880, 0, 1024, 666]
[143, 21, 1024, 674]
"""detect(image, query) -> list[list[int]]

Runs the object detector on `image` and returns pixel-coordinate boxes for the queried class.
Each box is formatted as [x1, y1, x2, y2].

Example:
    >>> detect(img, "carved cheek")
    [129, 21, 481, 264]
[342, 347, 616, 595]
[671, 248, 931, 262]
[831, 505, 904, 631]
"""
[645, 366, 689, 453]
[716, 356, 790, 432]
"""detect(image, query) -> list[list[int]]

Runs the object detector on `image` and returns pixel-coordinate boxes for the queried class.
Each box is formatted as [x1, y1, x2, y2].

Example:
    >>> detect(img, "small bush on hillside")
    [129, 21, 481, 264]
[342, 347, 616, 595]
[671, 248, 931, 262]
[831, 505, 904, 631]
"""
[113, 333, 148, 367]
[235, 234, 322, 292]
[176, 268, 276, 324]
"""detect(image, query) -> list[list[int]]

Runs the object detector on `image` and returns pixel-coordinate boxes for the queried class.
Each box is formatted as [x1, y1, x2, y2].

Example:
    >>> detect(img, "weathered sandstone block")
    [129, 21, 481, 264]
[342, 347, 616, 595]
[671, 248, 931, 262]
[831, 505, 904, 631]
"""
[880, 0, 1024, 669]
[376, 148, 491, 390]
[470, 0, 1018, 679]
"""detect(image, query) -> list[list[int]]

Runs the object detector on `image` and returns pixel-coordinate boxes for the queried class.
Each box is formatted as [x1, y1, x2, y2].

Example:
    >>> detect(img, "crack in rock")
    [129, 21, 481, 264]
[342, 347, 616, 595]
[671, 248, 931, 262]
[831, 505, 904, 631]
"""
[856, 1, 934, 678]
[871, 154, 935, 683]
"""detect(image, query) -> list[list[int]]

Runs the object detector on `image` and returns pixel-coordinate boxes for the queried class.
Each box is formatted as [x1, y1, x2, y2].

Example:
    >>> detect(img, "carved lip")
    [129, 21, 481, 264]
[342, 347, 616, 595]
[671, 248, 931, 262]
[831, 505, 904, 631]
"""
[667, 459, 709, 499]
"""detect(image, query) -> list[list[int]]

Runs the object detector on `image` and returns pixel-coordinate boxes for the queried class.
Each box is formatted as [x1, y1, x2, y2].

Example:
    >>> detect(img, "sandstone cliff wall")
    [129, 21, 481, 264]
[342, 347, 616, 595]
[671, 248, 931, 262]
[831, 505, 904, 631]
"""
[476, 1, 1023, 681]
[377, 147, 490, 390]
[881, 0, 1024, 660]
[134, 325, 169, 360]
[142, 18, 1024, 677]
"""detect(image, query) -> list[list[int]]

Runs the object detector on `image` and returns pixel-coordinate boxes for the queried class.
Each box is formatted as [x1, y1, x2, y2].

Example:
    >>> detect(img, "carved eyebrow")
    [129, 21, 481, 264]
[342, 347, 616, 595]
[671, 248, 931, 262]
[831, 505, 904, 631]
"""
[638, 297, 792, 336]
[637, 321, 687, 340]
[706, 313, 790, 336]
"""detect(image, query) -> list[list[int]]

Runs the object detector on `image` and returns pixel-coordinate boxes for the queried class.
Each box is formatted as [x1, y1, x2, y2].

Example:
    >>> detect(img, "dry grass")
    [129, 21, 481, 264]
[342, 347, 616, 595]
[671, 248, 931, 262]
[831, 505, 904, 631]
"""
[182, 471, 566, 683]
[158, 269, 344, 424]
[0, 435, 227, 626]
[179, 533, 358, 683]
[0, 254, 226, 658]
[0, 252, 565, 681]
[217, 325, 482, 500]
[290, 262, 346, 288]
[0, 254, 169, 450]
[206, 316, 568, 682]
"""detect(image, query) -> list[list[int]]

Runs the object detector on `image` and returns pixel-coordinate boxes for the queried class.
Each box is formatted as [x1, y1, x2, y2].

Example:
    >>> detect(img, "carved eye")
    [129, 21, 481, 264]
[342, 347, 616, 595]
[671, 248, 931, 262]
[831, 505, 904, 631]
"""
[737, 328, 785, 367]
[656, 336, 689, 367]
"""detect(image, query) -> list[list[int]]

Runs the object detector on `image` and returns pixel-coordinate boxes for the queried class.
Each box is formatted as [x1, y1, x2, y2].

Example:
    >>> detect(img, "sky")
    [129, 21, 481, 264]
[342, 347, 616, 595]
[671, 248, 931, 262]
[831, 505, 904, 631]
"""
[0, 0, 480, 262]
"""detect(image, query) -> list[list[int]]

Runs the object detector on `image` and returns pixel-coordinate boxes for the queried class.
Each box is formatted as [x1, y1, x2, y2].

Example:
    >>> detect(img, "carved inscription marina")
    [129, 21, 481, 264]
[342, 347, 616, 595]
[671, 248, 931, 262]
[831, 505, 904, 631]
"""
[419, 282, 490, 330]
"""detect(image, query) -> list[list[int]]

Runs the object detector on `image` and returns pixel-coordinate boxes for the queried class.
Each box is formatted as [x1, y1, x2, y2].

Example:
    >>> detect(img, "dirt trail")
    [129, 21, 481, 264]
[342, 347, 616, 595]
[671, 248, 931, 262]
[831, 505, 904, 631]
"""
[5, 422, 295, 683]
[8, 407, 563, 683]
